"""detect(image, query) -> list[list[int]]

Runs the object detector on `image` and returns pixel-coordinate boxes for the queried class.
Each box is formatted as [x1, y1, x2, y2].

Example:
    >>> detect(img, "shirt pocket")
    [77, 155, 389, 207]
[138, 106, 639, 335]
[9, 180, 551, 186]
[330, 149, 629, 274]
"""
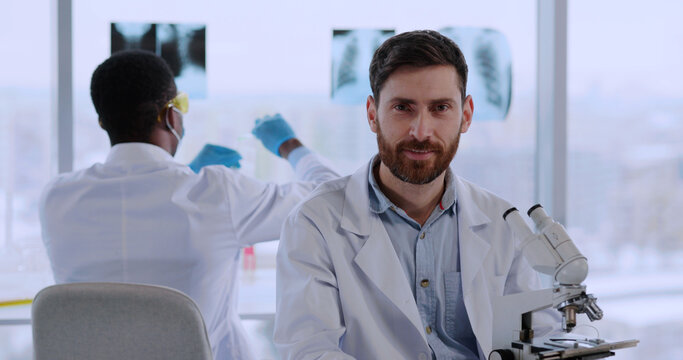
[443, 270, 472, 340]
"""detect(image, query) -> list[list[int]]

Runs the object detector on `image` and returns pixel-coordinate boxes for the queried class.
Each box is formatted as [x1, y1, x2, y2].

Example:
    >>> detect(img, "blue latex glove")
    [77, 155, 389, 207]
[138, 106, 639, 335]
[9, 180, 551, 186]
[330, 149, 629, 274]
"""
[251, 113, 296, 157]
[188, 144, 242, 173]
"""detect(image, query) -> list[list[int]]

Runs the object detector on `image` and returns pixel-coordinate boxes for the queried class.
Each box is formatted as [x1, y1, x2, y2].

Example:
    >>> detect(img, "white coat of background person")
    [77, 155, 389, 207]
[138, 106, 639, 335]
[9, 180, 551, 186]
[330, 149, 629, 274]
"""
[39, 50, 338, 360]
[274, 30, 558, 360]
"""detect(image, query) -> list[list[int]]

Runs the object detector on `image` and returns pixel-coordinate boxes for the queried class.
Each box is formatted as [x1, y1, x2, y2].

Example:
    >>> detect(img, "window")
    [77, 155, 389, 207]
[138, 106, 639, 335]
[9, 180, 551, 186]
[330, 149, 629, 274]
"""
[0, 1, 53, 357]
[568, 1, 683, 358]
[3, 0, 543, 358]
[70, 2, 538, 358]
[0, 0, 54, 302]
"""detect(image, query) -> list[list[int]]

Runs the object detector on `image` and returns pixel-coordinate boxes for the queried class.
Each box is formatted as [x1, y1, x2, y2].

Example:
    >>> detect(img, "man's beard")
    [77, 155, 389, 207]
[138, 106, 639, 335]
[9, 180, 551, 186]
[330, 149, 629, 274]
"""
[376, 121, 461, 185]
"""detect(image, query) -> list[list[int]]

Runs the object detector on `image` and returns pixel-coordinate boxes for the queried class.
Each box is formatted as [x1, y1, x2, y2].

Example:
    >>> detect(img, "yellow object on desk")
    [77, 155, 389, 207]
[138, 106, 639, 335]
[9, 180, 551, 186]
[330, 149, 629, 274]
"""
[0, 299, 32, 307]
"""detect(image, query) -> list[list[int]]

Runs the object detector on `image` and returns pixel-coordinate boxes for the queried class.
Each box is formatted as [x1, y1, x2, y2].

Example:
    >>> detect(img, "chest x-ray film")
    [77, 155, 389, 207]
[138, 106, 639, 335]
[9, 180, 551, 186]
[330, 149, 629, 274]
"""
[331, 29, 395, 105]
[439, 27, 512, 121]
[111, 23, 207, 99]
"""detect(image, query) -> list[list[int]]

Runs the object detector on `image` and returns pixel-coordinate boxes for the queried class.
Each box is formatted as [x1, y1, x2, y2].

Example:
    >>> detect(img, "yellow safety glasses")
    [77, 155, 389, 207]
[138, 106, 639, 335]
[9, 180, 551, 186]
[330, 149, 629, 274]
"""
[157, 91, 189, 122]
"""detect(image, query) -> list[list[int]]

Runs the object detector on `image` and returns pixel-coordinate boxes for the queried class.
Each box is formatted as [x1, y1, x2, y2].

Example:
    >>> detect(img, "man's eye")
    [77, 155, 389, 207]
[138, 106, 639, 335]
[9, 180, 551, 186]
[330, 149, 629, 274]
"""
[394, 104, 408, 111]
[435, 104, 450, 112]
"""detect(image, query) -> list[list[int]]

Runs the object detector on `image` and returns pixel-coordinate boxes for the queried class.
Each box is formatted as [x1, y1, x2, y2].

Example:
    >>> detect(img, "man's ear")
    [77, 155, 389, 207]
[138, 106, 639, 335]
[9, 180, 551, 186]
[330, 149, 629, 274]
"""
[98, 119, 106, 130]
[367, 95, 378, 133]
[460, 95, 474, 133]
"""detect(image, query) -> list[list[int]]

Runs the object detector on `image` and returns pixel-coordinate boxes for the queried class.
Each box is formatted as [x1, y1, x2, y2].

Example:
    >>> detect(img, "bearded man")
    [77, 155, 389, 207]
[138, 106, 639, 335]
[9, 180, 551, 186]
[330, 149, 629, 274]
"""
[273, 30, 557, 360]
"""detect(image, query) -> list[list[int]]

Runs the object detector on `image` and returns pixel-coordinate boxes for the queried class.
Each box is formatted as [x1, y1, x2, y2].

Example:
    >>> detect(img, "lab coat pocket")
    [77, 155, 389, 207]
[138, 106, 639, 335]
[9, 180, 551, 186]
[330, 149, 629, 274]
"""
[444, 270, 470, 339]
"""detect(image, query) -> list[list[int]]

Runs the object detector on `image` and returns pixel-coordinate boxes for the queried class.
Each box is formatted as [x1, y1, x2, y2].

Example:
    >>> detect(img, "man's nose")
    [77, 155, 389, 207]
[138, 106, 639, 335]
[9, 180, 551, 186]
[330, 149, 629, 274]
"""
[409, 111, 433, 141]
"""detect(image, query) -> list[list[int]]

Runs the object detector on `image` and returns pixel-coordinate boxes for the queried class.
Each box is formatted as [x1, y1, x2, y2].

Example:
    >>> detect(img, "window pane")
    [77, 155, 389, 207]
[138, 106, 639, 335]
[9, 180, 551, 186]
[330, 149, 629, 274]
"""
[568, 1, 683, 359]
[0, 1, 54, 303]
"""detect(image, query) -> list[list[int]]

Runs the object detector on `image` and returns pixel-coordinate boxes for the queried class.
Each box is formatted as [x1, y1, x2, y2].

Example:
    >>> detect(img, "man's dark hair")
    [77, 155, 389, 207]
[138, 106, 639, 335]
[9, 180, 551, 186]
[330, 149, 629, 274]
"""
[90, 50, 177, 143]
[369, 30, 468, 103]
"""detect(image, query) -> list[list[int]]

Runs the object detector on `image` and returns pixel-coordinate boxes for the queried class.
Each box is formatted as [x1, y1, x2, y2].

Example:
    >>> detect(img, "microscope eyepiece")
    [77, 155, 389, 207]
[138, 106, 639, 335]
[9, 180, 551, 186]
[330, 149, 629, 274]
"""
[527, 204, 543, 217]
[502, 207, 518, 220]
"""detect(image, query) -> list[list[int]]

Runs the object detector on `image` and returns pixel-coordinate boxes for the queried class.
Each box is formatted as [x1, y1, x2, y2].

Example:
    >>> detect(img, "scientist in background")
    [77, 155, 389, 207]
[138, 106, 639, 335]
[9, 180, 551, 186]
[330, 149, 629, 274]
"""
[39, 50, 338, 360]
[274, 30, 556, 359]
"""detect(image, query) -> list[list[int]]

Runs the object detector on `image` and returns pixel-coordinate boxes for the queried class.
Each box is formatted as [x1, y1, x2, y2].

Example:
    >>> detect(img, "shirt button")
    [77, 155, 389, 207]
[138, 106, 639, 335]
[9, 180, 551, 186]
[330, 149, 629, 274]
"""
[420, 279, 430, 288]
[418, 353, 428, 360]
[419, 232, 426, 239]
[426, 325, 432, 334]
[390, 206, 396, 211]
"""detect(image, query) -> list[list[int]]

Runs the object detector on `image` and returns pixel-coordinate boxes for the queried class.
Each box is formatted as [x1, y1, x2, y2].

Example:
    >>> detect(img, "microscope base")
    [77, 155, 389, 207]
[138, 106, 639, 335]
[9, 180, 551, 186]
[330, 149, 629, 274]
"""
[494, 334, 638, 360]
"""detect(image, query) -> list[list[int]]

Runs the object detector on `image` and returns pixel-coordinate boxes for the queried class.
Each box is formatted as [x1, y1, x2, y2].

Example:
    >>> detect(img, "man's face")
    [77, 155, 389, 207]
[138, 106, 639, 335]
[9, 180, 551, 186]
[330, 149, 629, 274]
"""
[367, 65, 473, 185]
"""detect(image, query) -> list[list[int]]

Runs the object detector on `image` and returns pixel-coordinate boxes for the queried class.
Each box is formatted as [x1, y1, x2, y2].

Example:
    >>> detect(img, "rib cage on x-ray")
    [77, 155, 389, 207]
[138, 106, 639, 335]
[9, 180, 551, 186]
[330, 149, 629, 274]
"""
[330, 28, 511, 117]
[475, 38, 511, 114]
[439, 27, 512, 121]
[336, 36, 358, 90]
[111, 23, 157, 54]
[331, 29, 395, 104]
[111, 22, 207, 98]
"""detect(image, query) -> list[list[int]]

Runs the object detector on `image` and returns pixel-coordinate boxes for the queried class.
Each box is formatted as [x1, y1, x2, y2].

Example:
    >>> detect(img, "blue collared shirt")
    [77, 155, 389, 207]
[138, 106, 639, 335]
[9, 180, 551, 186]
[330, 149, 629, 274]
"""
[368, 157, 479, 359]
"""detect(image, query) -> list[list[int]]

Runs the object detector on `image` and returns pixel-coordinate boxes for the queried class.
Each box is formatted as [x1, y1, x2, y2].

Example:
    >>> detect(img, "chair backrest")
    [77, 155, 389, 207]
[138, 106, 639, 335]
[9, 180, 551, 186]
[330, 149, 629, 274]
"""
[32, 282, 213, 360]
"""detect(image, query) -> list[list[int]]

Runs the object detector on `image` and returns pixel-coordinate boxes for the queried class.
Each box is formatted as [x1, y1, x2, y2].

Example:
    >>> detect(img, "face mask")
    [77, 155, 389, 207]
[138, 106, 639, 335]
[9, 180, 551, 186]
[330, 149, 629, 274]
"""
[165, 117, 182, 142]
[165, 105, 187, 144]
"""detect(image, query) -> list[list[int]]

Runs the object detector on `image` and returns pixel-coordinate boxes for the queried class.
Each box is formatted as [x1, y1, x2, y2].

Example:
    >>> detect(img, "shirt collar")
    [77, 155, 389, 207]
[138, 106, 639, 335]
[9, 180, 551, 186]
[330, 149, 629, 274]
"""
[368, 156, 392, 214]
[105, 142, 176, 165]
[367, 155, 457, 215]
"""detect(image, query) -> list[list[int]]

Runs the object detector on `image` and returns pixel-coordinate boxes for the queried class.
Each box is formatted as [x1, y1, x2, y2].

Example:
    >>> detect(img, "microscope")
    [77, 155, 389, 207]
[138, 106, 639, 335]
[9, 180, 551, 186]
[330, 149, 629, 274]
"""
[489, 204, 638, 360]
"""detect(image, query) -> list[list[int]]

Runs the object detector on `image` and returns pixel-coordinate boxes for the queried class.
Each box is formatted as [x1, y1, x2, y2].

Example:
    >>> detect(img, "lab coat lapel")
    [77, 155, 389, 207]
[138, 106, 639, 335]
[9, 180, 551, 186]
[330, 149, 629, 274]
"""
[353, 220, 428, 344]
[339, 164, 374, 236]
[458, 203, 491, 286]
[341, 162, 428, 345]
[455, 175, 495, 356]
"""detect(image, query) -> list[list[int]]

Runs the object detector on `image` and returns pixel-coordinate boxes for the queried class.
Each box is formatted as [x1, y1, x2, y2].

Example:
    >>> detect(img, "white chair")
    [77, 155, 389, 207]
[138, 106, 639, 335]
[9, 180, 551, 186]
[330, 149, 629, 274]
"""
[32, 282, 213, 360]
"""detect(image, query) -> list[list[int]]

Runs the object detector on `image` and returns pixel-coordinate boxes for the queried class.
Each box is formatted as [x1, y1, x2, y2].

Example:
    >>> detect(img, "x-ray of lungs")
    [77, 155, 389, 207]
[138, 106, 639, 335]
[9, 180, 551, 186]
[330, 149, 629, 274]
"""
[111, 23, 157, 53]
[331, 29, 395, 105]
[440, 27, 512, 121]
[111, 23, 207, 99]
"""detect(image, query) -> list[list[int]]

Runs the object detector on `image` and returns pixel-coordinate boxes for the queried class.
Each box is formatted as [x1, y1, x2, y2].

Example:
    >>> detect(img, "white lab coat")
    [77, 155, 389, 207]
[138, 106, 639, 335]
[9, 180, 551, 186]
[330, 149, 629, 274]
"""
[275, 159, 556, 360]
[39, 142, 338, 360]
